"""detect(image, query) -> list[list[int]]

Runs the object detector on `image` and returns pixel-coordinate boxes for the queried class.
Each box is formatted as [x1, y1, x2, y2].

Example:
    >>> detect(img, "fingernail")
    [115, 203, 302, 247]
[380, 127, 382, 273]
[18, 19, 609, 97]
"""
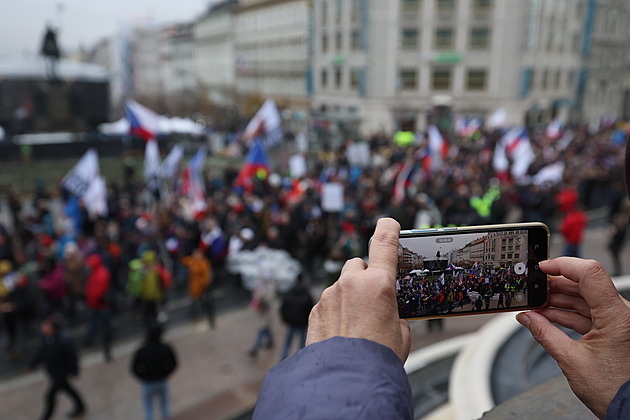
[516, 312, 530, 328]
[538, 260, 550, 267]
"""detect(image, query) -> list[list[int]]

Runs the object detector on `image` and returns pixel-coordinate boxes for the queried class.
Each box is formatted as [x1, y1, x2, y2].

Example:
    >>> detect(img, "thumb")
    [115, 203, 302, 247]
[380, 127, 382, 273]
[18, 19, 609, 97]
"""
[516, 311, 574, 362]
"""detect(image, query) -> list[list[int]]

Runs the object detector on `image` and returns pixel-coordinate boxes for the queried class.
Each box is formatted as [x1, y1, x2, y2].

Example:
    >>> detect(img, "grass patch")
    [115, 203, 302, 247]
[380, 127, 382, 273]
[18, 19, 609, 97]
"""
[0, 155, 241, 197]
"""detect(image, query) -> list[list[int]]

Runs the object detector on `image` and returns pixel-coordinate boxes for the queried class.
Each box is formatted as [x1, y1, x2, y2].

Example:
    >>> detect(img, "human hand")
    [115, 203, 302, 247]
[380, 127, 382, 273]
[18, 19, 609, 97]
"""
[516, 257, 630, 418]
[306, 218, 411, 362]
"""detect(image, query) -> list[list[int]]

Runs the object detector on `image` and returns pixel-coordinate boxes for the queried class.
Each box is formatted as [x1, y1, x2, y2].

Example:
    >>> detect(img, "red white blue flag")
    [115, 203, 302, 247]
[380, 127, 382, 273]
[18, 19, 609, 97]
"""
[181, 147, 207, 217]
[493, 126, 535, 181]
[242, 99, 283, 147]
[234, 140, 269, 191]
[124, 99, 161, 142]
[422, 125, 448, 173]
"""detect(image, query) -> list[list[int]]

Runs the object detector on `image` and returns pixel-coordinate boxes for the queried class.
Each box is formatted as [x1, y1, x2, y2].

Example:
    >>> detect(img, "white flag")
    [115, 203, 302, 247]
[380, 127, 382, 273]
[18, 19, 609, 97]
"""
[243, 99, 282, 146]
[61, 149, 100, 197]
[144, 139, 161, 191]
[83, 176, 108, 218]
[158, 144, 184, 179]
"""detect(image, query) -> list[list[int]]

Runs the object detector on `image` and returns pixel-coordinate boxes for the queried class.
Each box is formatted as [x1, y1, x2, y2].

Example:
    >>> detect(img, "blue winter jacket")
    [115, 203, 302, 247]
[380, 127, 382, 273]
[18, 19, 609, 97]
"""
[606, 379, 630, 419]
[253, 336, 413, 419]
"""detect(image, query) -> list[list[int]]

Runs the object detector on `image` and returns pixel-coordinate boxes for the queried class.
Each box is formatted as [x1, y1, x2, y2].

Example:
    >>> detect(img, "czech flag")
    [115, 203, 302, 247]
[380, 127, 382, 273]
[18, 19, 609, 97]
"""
[182, 147, 208, 218]
[234, 140, 269, 191]
[422, 126, 448, 173]
[124, 99, 161, 142]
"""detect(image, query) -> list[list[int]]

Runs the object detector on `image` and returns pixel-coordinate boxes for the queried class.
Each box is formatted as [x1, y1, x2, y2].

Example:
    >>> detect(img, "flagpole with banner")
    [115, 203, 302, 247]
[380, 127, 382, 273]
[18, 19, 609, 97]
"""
[61, 148, 107, 221]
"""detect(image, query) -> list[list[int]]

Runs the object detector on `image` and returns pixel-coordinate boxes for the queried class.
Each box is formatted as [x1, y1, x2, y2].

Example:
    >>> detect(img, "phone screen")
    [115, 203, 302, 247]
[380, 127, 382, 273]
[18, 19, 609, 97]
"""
[397, 224, 548, 319]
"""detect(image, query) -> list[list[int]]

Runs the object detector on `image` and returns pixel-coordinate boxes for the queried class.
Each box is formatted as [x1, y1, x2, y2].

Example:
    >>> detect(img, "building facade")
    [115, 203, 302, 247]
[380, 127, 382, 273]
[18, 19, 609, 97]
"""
[194, 0, 238, 108]
[580, 0, 630, 122]
[311, 0, 630, 135]
[234, 0, 311, 113]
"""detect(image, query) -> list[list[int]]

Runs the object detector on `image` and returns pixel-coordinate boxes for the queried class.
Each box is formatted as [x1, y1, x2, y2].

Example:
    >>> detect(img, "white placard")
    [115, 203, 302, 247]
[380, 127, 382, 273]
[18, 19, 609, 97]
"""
[321, 183, 345, 213]
[289, 154, 307, 179]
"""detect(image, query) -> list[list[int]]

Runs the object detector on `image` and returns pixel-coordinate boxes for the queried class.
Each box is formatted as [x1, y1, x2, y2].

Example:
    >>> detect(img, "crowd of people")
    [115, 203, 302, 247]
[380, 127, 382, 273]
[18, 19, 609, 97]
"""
[0, 119, 627, 417]
[396, 264, 527, 318]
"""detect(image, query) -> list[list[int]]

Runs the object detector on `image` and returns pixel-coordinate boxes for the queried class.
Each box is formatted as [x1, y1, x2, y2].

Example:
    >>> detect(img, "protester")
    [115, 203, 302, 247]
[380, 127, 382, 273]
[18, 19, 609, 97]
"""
[62, 242, 85, 324]
[179, 247, 212, 319]
[30, 314, 86, 420]
[248, 280, 275, 359]
[279, 274, 314, 360]
[559, 203, 588, 257]
[130, 322, 178, 420]
[137, 250, 172, 324]
[83, 253, 113, 362]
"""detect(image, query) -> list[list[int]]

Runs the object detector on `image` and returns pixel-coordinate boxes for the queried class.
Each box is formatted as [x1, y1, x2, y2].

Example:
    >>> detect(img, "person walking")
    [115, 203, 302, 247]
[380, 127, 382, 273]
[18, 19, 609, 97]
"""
[248, 280, 275, 358]
[279, 275, 314, 360]
[130, 322, 178, 420]
[30, 314, 86, 420]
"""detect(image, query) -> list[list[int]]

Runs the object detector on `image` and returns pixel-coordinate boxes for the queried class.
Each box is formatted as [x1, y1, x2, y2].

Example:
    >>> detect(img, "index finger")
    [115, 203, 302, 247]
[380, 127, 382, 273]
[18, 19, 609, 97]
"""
[367, 218, 400, 274]
[539, 257, 621, 310]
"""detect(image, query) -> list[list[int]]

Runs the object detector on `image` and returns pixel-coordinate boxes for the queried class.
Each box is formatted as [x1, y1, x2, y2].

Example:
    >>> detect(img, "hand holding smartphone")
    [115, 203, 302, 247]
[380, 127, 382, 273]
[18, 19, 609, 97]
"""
[396, 223, 549, 320]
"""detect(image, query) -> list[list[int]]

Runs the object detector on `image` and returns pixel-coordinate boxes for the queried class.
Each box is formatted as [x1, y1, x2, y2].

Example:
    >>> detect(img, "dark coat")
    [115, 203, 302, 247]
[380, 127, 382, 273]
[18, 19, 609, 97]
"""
[280, 284, 314, 328]
[131, 339, 178, 382]
[30, 334, 79, 382]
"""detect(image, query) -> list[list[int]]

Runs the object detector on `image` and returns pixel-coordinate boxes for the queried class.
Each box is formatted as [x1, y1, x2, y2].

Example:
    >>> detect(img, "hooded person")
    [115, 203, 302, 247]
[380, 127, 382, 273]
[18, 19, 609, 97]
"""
[137, 250, 172, 324]
[131, 322, 178, 420]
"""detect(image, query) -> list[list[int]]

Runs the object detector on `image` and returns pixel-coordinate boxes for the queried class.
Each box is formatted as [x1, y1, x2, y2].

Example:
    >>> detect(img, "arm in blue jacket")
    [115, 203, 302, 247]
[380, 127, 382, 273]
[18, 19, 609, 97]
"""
[253, 336, 412, 420]
[605, 379, 630, 420]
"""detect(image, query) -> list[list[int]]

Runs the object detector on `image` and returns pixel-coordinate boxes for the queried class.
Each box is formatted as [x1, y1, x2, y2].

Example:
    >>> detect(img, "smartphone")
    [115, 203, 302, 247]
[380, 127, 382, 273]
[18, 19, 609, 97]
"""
[396, 222, 549, 320]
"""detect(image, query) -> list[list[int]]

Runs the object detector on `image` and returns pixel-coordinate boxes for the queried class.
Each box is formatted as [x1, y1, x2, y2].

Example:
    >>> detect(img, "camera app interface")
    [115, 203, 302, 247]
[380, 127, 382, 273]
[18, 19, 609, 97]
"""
[397, 230, 530, 318]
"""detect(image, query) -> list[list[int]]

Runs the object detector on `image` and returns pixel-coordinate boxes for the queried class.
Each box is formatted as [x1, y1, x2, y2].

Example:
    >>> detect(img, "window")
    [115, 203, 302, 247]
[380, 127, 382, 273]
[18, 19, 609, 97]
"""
[567, 70, 576, 89]
[401, 29, 419, 49]
[351, 0, 360, 21]
[472, 0, 492, 12]
[334, 68, 342, 88]
[321, 1, 328, 25]
[435, 28, 454, 49]
[351, 30, 360, 50]
[467, 69, 487, 90]
[436, 0, 455, 12]
[351, 68, 360, 89]
[335, 32, 342, 51]
[470, 27, 490, 49]
[400, 69, 418, 89]
[322, 34, 329, 52]
[541, 69, 548, 90]
[529, 69, 536, 91]
[336, 0, 342, 23]
[432, 68, 451, 90]
[554, 69, 561, 89]
[321, 69, 328, 88]
[402, 0, 421, 13]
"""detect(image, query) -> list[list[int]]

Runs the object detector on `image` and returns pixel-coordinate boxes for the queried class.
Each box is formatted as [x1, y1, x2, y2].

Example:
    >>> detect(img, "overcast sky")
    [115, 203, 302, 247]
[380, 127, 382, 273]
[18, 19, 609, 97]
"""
[0, 0, 213, 58]
[400, 233, 489, 260]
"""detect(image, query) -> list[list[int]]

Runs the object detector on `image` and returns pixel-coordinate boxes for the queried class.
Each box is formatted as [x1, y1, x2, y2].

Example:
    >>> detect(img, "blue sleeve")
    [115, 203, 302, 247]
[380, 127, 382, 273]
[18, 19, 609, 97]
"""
[252, 336, 413, 420]
[605, 379, 630, 420]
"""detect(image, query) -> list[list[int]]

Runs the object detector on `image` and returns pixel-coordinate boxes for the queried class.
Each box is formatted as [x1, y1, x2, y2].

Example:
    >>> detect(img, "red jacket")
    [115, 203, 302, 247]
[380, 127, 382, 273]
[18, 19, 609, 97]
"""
[85, 254, 110, 310]
[559, 210, 588, 245]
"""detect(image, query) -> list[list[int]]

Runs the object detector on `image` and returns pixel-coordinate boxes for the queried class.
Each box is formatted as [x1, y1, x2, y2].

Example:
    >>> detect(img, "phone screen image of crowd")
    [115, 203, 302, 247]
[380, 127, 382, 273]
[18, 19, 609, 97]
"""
[397, 230, 530, 319]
